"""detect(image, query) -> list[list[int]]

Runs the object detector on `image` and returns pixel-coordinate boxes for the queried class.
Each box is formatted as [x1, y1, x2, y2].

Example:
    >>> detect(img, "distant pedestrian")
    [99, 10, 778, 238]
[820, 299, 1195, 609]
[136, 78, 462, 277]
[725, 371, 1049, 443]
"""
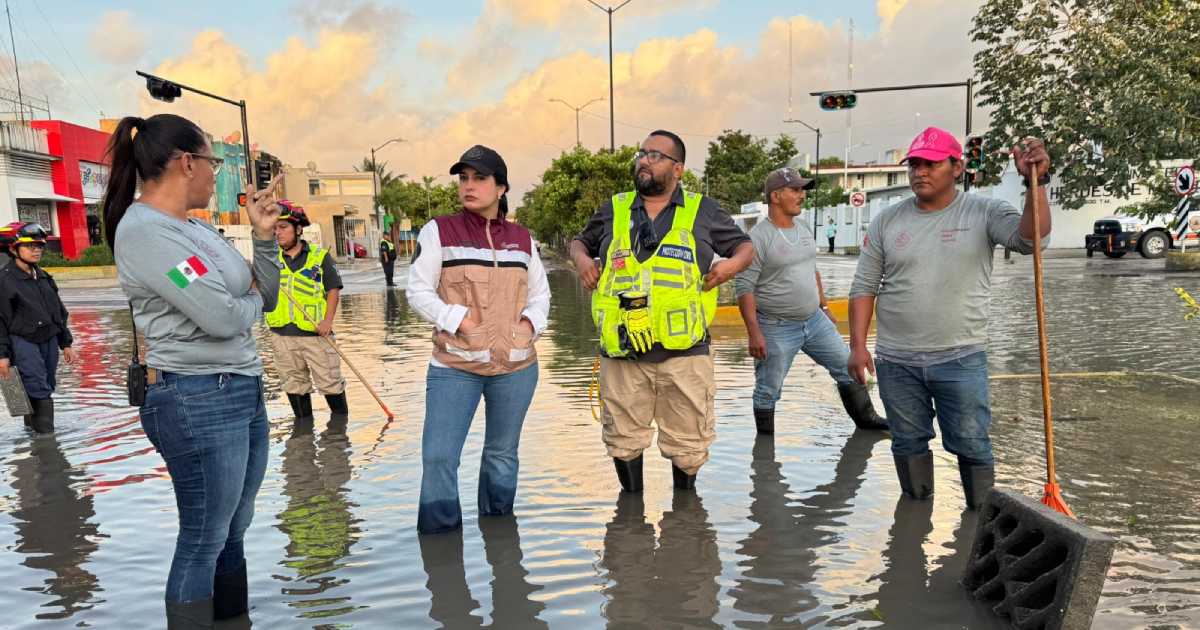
[0, 223, 76, 433]
[825, 216, 837, 253]
[848, 126, 1052, 510]
[380, 233, 398, 286]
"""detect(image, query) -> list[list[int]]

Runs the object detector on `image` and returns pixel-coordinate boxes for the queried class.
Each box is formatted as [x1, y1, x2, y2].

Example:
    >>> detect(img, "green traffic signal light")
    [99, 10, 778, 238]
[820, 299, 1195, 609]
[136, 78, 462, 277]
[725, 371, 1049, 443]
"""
[818, 91, 858, 111]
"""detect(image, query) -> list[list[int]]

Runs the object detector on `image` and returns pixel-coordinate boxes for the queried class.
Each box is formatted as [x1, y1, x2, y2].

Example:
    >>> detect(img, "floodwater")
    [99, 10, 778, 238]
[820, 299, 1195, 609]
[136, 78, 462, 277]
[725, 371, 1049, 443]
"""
[2, 254, 1198, 628]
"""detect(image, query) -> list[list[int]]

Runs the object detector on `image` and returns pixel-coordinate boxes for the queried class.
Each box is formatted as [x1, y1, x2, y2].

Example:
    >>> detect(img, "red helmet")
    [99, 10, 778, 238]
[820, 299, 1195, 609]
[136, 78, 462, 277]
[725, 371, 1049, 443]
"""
[276, 200, 310, 227]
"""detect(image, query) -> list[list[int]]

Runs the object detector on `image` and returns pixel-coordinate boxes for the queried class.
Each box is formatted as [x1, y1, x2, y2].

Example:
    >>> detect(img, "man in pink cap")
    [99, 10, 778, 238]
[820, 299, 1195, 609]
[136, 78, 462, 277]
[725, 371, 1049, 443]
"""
[846, 126, 1051, 510]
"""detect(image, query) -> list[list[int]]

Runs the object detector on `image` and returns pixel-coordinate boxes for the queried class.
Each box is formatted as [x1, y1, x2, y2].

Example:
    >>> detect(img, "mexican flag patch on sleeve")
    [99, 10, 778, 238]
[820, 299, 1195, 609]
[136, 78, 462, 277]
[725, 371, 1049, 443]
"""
[166, 255, 209, 289]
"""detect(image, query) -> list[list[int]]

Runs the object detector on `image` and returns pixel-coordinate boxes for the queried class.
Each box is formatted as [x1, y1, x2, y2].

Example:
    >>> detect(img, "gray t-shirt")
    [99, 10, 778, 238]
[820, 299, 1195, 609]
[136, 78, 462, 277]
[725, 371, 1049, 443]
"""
[734, 219, 820, 320]
[115, 202, 282, 376]
[849, 192, 1042, 355]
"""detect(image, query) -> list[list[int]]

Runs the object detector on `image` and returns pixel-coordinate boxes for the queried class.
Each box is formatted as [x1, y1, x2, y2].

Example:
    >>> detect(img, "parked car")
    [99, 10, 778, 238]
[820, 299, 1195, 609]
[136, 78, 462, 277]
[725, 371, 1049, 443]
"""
[1085, 214, 1173, 259]
[349, 241, 368, 258]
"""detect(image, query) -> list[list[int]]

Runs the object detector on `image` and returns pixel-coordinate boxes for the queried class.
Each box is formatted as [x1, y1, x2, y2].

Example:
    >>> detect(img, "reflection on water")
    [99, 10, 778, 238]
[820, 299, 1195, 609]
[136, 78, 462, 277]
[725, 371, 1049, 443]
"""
[0, 257, 1197, 628]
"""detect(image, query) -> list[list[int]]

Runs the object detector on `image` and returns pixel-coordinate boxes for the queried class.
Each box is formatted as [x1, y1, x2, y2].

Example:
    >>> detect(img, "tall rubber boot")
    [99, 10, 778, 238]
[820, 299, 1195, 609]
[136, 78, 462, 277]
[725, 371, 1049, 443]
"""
[212, 560, 248, 620]
[287, 393, 313, 421]
[165, 598, 214, 629]
[893, 452, 934, 499]
[30, 397, 54, 434]
[613, 455, 643, 493]
[959, 460, 995, 511]
[672, 464, 697, 491]
[753, 407, 775, 434]
[325, 392, 349, 424]
[837, 383, 889, 431]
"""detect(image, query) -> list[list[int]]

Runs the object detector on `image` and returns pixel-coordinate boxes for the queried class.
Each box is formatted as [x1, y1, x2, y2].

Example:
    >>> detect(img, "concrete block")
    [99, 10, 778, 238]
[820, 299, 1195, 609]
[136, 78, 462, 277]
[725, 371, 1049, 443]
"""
[962, 488, 1114, 630]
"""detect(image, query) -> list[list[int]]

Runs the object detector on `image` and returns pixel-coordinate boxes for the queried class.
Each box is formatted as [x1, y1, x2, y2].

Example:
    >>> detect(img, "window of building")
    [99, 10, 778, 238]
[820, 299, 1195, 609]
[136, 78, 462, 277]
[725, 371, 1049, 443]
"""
[17, 201, 52, 229]
[887, 172, 899, 186]
[309, 179, 321, 196]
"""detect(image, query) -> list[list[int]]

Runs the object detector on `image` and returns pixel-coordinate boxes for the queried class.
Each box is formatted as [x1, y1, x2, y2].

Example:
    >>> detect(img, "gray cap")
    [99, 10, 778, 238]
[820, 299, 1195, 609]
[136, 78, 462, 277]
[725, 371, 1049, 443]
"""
[764, 167, 815, 203]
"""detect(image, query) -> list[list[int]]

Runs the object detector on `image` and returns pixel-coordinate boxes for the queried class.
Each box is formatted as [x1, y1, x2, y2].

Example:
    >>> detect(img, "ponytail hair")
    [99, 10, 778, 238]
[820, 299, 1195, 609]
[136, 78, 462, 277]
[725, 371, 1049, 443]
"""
[101, 113, 206, 250]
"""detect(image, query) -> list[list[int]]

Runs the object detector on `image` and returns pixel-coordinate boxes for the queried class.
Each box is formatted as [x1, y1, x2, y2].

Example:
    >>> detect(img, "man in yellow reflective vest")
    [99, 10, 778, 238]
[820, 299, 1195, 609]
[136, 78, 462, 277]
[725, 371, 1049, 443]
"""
[379, 234, 398, 287]
[267, 202, 348, 427]
[571, 130, 754, 492]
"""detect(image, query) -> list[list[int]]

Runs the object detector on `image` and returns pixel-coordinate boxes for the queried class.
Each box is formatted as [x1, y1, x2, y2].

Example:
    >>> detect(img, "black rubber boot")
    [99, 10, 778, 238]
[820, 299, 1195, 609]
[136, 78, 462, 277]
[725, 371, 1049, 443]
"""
[613, 455, 643, 493]
[753, 407, 775, 434]
[30, 397, 54, 434]
[837, 383, 889, 431]
[894, 452, 934, 499]
[325, 392, 349, 416]
[959, 460, 995, 511]
[165, 598, 214, 629]
[672, 464, 697, 491]
[212, 561, 248, 620]
[287, 393, 313, 421]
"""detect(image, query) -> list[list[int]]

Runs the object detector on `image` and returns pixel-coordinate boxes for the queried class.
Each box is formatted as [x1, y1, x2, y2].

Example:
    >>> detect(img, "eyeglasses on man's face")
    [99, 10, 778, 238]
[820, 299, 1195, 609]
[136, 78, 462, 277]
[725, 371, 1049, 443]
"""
[634, 149, 680, 165]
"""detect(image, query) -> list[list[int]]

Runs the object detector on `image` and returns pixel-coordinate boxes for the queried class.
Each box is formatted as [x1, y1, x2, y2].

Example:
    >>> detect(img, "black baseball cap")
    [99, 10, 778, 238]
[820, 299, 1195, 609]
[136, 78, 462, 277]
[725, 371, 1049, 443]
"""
[449, 145, 507, 182]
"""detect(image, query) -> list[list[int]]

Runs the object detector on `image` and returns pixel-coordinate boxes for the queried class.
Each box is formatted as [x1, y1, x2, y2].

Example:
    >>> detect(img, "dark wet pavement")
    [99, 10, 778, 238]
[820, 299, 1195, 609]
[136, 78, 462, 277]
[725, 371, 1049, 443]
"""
[1, 253, 1197, 628]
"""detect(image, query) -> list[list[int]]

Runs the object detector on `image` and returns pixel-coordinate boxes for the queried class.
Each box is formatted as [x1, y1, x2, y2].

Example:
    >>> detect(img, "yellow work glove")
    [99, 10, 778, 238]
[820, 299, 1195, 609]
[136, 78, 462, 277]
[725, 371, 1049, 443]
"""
[619, 290, 654, 354]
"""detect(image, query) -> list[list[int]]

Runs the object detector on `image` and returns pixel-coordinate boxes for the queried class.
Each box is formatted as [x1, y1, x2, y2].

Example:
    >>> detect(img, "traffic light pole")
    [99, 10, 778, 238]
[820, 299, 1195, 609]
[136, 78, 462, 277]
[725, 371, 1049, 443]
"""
[811, 78, 975, 190]
[135, 71, 254, 187]
[783, 118, 821, 235]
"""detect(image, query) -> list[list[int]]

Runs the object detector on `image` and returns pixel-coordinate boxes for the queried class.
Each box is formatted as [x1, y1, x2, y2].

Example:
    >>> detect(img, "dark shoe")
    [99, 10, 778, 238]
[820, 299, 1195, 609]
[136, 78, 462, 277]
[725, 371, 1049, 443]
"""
[287, 393, 313, 421]
[30, 397, 54, 434]
[837, 383, 889, 431]
[212, 561, 248, 620]
[165, 598, 214, 629]
[672, 464, 696, 491]
[325, 392, 348, 415]
[959, 461, 995, 511]
[894, 452, 934, 499]
[613, 455, 643, 493]
[753, 407, 775, 434]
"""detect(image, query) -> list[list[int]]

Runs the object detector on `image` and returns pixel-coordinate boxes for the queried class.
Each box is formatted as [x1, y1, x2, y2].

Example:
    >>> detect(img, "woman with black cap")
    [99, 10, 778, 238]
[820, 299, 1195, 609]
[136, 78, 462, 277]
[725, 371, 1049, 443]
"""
[0, 223, 76, 433]
[406, 145, 551, 534]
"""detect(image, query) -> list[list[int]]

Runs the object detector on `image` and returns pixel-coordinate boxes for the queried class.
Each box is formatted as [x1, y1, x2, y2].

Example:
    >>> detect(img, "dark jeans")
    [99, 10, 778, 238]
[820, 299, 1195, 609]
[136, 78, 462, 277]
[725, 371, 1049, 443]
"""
[382, 260, 395, 285]
[140, 372, 269, 603]
[875, 351, 994, 465]
[11, 335, 58, 399]
[419, 363, 539, 534]
[828, 236, 836, 253]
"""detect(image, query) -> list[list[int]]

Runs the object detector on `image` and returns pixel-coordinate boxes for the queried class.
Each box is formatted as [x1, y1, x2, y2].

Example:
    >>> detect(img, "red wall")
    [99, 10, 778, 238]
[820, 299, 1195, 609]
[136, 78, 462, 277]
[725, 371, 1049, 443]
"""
[31, 121, 110, 260]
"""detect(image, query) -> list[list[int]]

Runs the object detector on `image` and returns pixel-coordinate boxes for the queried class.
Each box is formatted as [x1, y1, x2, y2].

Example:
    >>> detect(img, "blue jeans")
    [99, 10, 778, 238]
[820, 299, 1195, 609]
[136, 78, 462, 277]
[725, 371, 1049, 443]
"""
[140, 372, 270, 603]
[419, 363, 539, 534]
[11, 335, 58, 399]
[752, 310, 854, 410]
[875, 351, 994, 465]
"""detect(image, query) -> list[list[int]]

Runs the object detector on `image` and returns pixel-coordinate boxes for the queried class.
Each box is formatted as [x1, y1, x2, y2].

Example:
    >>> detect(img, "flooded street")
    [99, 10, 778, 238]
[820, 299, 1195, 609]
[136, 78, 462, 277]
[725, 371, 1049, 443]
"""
[2, 253, 1198, 628]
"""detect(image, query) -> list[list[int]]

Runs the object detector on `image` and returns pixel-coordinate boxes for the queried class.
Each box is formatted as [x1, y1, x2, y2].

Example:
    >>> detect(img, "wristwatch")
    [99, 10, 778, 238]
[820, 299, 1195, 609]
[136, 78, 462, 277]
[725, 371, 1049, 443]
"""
[1024, 171, 1052, 186]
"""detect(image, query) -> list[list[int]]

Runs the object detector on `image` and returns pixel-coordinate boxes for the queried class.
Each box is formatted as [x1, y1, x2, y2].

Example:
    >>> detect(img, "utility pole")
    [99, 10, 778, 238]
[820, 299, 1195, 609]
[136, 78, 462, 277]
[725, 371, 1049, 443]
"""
[586, 0, 633, 151]
[370, 137, 404, 237]
[549, 97, 604, 146]
[6, 1, 24, 122]
[784, 118, 821, 236]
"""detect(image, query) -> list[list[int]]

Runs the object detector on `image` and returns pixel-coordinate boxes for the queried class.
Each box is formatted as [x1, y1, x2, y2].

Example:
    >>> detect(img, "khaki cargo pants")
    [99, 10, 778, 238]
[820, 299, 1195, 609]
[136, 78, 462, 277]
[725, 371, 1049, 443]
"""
[599, 353, 716, 476]
[271, 333, 346, 396]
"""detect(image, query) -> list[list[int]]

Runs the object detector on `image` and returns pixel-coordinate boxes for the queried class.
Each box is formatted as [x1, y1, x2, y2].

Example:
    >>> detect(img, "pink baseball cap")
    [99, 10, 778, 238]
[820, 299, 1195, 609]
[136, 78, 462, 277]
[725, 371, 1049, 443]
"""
[901, 126, 963, 163]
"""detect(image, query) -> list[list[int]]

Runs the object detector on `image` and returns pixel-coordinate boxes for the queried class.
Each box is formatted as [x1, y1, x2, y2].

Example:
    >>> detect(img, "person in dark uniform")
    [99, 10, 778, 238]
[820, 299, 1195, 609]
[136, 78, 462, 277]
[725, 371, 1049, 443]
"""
[0, 224, 77, 433]
[380, 233, 398, 287]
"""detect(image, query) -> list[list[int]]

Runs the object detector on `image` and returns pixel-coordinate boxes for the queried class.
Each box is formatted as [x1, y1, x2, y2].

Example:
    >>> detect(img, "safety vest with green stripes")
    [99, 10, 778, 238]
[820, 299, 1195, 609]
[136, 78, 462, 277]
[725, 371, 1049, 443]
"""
[591, 190, 718, 357]
[265, 245, 329, 332]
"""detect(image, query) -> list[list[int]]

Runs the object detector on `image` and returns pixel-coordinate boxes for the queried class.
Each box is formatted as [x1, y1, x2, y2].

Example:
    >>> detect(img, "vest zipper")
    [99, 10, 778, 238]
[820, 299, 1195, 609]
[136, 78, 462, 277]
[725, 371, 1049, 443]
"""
[485, 217, 498, 267]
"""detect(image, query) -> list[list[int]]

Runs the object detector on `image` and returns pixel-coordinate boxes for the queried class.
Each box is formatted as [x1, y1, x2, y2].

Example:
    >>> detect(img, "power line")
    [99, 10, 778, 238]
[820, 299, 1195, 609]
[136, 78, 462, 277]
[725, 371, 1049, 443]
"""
[31, 0, 105, 116]
[7, 2, 100, 116]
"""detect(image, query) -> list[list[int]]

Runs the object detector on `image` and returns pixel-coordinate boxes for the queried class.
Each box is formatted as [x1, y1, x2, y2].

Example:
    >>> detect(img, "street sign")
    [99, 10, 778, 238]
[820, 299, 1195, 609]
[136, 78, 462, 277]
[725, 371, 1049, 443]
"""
[850, 191, 866, 208]
[1175, 165, 1196, 196]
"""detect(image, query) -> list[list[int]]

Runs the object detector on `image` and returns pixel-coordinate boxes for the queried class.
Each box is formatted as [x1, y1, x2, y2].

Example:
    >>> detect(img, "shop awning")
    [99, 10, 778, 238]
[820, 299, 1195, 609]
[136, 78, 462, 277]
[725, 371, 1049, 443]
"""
[15, 191, 81, 203]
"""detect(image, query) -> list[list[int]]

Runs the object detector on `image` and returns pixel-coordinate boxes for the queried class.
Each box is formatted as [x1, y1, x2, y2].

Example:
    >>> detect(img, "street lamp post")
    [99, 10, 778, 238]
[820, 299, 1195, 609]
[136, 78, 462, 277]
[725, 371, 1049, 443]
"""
[422, 174, 448, 220]
[370, 137, 405, 237]
[549, 97, 605, 146]
[585, 0, 633, 151]
[783, 118, 821, 235]
[136, 70, 253, 187]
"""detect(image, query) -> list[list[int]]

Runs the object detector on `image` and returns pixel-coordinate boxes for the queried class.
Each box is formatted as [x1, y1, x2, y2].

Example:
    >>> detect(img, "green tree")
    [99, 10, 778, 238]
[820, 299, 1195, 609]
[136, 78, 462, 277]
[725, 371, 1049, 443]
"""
[701, 130, 799, 211]
[519, 146, 638, 248]
[816, 156, 844, 169]
[377, 178, 458, 231]
[971, 0, 1200, 217]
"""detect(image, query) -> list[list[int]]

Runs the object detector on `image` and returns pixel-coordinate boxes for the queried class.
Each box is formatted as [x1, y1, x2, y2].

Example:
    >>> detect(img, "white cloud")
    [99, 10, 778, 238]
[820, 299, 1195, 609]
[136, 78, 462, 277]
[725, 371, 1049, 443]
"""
[90, 10, 147, 65]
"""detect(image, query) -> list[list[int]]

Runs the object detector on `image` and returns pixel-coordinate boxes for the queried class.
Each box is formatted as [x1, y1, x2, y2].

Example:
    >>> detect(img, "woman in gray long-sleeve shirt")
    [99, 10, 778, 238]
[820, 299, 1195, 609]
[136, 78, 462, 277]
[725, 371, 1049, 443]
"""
[101, 113, 282, 628]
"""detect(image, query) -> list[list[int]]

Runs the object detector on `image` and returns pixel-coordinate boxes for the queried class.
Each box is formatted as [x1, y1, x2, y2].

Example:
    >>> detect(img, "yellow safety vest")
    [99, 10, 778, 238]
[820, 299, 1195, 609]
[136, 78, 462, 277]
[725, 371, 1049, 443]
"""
[591, 190, 717, 357]
[265, 244, 329, 332]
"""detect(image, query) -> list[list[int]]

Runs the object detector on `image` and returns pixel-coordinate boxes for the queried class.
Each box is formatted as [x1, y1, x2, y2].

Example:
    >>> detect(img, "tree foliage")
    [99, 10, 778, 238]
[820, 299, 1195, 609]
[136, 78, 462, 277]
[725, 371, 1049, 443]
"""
[971, 0, 1200, 217]
[378, 177, 458, 231]
[700, 130, 799, 211]
[518, 146, 638, 248]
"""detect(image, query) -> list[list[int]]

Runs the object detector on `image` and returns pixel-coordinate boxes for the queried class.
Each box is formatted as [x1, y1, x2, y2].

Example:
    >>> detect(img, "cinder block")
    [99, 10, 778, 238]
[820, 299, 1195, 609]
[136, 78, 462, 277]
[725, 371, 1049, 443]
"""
[962, 488, 1115, 630]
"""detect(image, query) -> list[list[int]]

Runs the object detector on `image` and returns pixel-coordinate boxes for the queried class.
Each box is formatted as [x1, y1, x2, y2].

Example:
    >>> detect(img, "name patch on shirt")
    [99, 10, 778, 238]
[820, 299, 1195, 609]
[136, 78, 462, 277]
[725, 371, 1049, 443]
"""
[658, 244, 695, 264]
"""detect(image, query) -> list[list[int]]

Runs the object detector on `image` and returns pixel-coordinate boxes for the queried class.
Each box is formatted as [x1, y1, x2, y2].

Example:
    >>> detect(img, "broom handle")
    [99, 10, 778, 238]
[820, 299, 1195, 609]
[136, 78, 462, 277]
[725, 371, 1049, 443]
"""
[279, 288, 395, 419]
[1028, 166, 1056, 484]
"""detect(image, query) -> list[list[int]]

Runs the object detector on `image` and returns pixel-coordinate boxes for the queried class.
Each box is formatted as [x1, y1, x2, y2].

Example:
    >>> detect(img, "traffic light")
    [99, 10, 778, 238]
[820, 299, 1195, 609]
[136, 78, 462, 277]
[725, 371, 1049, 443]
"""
[254, 159, 273, 190]
[964, 135, 984, 173]
[818, 91, 857, 111]
[144, 76, 182, 102]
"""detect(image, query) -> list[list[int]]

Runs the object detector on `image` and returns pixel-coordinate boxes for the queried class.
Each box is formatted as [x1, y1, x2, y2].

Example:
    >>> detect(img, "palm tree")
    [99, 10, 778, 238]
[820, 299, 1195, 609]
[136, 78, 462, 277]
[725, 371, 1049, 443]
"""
[355, 157, 403, 188]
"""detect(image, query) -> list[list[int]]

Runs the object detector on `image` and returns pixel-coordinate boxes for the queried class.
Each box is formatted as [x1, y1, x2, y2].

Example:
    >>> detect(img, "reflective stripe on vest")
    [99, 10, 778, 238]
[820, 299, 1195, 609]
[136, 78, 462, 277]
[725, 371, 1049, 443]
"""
[590, 190, 718, 357]
[265, 245, 329, 331]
